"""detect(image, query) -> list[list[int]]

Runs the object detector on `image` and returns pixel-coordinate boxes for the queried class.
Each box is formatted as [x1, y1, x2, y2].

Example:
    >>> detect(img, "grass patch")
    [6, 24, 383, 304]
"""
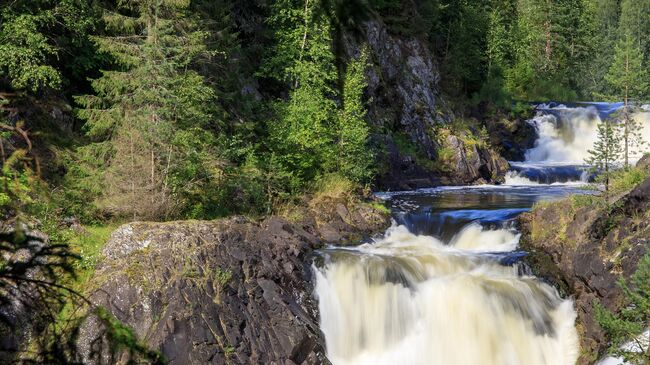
[213, 267, 232, 287]
[569, 194, 601, 209]
[68, 224, 117, 286]
[312, 173, 357, 202]
[436, 146, 456, 172]
[366, 201, 390, 215]
[608, 167, 650, 195]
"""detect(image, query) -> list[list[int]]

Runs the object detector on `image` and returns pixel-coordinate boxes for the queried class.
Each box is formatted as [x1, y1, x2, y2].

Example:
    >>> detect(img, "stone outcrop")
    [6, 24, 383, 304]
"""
[78, 198, 390, 365]
[482, 113, 538, 161]
[344, 20, 511, 190]
[445, 134, 510, 185]
[519, 176, 650, 364]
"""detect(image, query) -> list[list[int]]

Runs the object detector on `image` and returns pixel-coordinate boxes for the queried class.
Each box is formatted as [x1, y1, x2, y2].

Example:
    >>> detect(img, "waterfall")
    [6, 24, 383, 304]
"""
[504, 102, 650, 186]
[313, 101, 644, 365]
[525, 103, 650, 165]
[315, 225, 579, 365]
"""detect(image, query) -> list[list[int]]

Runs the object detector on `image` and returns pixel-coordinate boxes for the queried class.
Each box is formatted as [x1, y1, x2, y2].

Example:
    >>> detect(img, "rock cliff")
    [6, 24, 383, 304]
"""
[345, 20, 510, 190]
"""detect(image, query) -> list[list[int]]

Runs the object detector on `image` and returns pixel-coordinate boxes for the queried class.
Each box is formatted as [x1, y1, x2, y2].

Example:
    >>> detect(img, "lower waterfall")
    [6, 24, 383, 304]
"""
[314, 225, 579, 365]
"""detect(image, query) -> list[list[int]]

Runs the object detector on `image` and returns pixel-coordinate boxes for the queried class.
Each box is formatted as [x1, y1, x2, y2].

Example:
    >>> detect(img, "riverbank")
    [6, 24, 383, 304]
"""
[519, 166, 650, 364]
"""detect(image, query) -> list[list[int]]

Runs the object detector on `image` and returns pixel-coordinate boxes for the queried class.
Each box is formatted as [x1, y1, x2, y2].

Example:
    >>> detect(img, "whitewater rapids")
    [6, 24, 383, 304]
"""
[314, 225, 580, 365]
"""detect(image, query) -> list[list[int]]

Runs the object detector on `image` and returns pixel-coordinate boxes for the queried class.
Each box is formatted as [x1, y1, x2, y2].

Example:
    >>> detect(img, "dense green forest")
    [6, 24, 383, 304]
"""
[1, 0, 648, 224]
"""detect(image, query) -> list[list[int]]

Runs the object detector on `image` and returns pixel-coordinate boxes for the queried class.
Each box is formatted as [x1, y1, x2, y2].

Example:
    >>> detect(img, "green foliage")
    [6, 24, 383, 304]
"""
[75, 0, 221, 220]
[618, 0, 650, 61]
[437, 1, 490, 97]
[214, 267, 233, 287]
[605, 35, 648, 104]
[312, 173, 357, 202]
[337, 48, 374, 183]
[586, 118, 622, 194]
[0, 10, 60, 92]
[69, 225, 115, 275]
[596, 253, 650, 364]
[264, 1, 374, 195]
[94, 307, 166, 364]
[393, 131, 436, 170]
[609, 167, 650, 195]
[0, 0, 98, 93]
[265, 0, 338, 187]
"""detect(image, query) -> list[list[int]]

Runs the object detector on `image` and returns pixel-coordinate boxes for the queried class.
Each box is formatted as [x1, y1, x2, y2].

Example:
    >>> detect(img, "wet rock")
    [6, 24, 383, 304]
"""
[78, 200, 390, 365]
[519, 177, 650, 364]
[483, 114, 538, 161]
[446, 135, 510, 185]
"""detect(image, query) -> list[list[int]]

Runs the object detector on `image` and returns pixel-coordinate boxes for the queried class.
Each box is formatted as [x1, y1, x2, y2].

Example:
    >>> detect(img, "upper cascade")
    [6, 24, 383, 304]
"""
[524, 102, 650, 164]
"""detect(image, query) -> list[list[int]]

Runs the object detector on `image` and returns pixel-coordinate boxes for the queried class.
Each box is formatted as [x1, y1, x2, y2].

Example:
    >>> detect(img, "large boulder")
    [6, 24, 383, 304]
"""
[78, 200, 390, 364]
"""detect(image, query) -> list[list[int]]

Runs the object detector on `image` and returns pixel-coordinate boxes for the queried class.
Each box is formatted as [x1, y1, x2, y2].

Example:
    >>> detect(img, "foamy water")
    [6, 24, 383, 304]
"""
[525, 105, 650, 165]
[315, 225, 579, 365]
[315, 102, 649, 365]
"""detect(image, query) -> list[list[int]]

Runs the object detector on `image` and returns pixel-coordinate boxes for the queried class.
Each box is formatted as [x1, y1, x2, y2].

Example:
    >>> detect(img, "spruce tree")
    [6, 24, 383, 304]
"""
[0, 0, 96, 93]
[75, 0, 218, 219]
[605, 34, 648, 167]
[618, 0, 650, 59]
[586, 117, 622, 198]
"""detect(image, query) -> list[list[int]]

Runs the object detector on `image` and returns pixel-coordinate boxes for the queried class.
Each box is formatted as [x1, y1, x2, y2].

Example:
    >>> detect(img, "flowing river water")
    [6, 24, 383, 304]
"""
[314, 103, 650, 365]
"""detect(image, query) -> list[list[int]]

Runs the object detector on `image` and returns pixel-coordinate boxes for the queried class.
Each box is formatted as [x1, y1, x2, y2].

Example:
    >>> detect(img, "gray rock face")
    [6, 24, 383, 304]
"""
[519, 177, 650, 364]
[345, 21, 509, 189]
[361, 21, 442, 160]
[78, 201, 390, 365]
[636, 153, 650, 171]
[446, 135, 510, 185]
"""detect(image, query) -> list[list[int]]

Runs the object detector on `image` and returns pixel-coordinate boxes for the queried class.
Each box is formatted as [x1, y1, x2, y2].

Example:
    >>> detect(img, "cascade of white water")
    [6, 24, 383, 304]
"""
[315, 102, 648, 365]
[525, 104, 650, 164]
[525, 106, 600, 163]
[315, 225, 580, 365]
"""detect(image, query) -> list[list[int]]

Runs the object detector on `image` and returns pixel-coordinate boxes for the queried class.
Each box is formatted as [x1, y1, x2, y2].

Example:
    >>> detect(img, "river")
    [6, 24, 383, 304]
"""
[313, 102, 650, 365]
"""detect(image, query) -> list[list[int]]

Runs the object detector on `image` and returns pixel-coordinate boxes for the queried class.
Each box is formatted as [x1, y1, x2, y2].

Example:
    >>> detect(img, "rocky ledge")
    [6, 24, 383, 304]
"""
[78, 198, 390, 365]
[519, 176, 650, 364]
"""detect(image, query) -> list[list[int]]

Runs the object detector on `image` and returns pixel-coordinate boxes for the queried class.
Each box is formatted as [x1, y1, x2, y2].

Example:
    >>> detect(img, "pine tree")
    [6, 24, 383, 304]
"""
[586, 117, 622, 198]
[576, 0, 619, 98]
[605, 34, 648, 167]
[618, 0, 650, 60]
[596, 253, 650, 364]
[75, 0, 218, 220]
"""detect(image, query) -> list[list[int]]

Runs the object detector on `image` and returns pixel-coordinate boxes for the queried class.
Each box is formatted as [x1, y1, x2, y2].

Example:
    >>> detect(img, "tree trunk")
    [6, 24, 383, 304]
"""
[151, 149, 155, 205]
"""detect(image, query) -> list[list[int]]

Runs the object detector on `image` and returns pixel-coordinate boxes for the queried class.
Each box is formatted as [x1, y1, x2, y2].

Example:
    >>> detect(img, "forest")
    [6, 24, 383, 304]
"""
[1, 0, 650, 364]
[1, 0, 648, 223]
